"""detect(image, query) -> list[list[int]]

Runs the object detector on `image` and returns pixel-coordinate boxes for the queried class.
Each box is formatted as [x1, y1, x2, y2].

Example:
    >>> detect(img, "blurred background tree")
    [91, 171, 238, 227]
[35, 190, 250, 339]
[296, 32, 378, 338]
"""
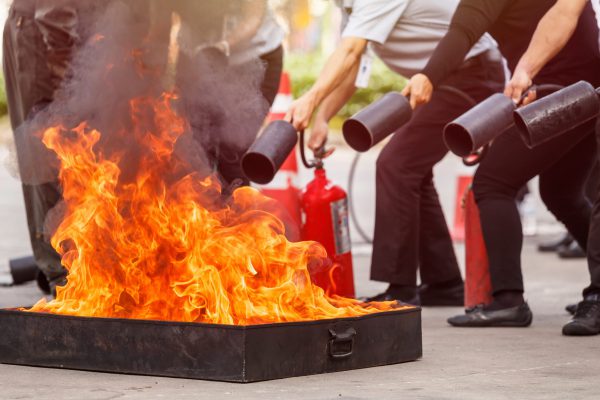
[0, 74, 7, 117]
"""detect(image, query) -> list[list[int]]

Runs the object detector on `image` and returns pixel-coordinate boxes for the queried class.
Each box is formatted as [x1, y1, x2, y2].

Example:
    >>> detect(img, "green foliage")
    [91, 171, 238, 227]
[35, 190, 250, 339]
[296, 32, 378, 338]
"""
[284, 52, 406, 121]
[0, 74, 7, 117]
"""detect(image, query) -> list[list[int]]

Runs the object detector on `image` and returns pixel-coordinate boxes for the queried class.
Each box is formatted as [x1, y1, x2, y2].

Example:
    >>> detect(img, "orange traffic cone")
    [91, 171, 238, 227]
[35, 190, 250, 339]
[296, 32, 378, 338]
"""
[451, 165, 475, 242]
[267, 72, 293, 122]
[464, 186, 493, 309]
[259, 72, 302, 240]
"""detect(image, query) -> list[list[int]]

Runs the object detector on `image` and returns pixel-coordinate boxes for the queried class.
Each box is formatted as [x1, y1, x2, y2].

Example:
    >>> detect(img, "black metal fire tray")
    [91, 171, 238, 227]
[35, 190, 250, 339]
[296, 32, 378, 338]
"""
[0, 307, 422, 383]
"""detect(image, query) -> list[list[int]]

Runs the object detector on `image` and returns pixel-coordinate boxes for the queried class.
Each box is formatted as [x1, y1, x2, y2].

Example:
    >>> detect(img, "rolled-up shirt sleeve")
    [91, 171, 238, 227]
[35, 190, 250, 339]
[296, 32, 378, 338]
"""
[342, 0, 409, 44]
[421, 0, 509, 86]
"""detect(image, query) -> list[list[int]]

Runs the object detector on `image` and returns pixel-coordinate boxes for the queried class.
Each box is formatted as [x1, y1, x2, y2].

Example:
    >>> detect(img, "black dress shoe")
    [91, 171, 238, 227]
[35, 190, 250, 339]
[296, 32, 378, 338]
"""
[447, 303, 533, 327]
[557, 241, 586, 259]
[419, 281, 464, 306]
[562, 299, 600, 336]
[566, 303, 578, 315]
[365, 291, 421, 306]
[538, 233, 573, 253]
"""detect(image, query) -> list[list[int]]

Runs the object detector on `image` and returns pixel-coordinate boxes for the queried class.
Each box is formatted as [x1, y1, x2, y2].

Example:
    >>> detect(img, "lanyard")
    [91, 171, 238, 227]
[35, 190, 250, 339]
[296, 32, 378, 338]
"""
[342, 0, 354, 14]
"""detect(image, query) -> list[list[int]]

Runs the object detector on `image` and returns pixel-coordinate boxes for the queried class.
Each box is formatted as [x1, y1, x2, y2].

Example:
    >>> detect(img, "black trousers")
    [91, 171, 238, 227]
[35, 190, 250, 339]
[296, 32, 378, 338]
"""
[370, 50, 505, 286]
[259, 45, 284, 107]
[585, 119, 600, 297]
[473, 116, 597, 295]
[2, 2, 79, 285]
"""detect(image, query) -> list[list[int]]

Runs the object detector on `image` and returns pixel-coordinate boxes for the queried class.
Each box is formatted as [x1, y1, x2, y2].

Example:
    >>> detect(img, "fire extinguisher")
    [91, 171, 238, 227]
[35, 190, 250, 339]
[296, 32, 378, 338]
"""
[299, 131, 356, 298]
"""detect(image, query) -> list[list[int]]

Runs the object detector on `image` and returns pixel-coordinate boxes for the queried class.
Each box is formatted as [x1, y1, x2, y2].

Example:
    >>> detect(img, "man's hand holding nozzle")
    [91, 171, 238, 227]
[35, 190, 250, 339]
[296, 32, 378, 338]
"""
[308, 118, 335, 159]
[402, 73, 434, 109]
[505, 66, 536, 106]
[285, 92, 335, 159]
[286, 91, 318, 131]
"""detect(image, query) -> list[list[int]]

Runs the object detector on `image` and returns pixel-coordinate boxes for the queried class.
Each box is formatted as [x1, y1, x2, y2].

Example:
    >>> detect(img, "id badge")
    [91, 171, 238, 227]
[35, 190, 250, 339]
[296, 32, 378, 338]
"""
[355, 47, 374, 88]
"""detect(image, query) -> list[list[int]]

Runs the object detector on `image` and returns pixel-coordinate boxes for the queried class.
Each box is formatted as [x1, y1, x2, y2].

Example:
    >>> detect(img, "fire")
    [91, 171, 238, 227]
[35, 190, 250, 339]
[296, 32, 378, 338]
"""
[28, 93, 400, 325]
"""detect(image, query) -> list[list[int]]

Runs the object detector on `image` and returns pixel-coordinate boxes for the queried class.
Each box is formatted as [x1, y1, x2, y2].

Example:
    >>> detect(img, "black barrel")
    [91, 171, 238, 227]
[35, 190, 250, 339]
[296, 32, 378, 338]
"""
[241, 120, 298, 185]
[514, 81, 600, 148]
[343, 92, 412, 152]
[444, 93, 515, 157]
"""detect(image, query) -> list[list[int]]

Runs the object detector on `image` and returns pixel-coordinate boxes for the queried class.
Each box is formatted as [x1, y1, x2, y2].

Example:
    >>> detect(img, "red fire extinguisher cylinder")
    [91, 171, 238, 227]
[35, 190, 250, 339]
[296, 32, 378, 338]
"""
[301, 168, 356, 298]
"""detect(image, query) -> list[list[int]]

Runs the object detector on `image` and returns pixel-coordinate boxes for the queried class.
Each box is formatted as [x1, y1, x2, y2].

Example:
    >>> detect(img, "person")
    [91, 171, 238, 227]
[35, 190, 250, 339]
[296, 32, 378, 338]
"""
[286, 0, 505, 305]
[502, 0, 600, 336]
[176, 0, 285, 187]
[226, 0, 284, 107]
[3, 0, 176, 296]
[216, 0, 285, 185]
[3, 1, 280, 295]
[3, 0, 87, 295]
[406, 0, 600, 326]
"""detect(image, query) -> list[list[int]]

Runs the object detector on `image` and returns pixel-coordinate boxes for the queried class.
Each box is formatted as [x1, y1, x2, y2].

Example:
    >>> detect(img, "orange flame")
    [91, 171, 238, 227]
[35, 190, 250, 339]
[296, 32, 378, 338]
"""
[28, 93, 401, 325]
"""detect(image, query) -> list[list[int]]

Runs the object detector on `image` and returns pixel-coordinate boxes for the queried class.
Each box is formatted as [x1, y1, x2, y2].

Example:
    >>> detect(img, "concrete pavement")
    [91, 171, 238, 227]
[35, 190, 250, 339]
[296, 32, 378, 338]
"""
[1, 124, 599, 399]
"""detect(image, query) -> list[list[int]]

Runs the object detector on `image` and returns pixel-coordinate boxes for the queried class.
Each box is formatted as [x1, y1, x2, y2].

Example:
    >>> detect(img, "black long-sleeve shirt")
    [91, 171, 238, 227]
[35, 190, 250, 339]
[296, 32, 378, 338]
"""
[422, 0, 600, 87]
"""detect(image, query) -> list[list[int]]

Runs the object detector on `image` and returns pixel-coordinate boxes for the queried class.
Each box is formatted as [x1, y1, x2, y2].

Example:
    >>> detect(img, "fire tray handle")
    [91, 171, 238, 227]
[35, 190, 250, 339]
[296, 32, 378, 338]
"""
[328, 326, 357, 360]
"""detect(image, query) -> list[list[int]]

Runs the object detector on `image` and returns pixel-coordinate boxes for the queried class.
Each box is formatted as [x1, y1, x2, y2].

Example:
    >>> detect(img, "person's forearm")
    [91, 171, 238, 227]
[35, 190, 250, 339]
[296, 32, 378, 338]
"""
[309, 37, 367, 107]
[315, 62, 359, 123]
[286, 37, 366, 131]
[514, 0, 588, 80]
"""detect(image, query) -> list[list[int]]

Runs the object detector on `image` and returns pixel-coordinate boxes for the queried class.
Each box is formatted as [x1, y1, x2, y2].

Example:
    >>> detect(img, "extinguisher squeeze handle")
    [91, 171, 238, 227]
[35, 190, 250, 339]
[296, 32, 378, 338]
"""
[299, 130, 325, 169]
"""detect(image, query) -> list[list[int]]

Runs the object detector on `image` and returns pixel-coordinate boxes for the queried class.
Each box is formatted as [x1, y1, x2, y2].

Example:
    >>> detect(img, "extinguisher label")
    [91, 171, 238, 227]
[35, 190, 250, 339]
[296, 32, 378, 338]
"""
[330, 198, 352, 255]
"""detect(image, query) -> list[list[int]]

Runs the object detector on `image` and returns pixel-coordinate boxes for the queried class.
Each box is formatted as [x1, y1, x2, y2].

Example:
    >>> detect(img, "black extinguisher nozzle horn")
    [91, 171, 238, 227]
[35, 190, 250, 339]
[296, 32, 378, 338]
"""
[342, 119, 374, 152]
[443, 123, 476, 158]
[514, 81, 600, 149]
[343, 92, 412, 152]
[443, 93, 515, 157]
[241, 120, 298, 185]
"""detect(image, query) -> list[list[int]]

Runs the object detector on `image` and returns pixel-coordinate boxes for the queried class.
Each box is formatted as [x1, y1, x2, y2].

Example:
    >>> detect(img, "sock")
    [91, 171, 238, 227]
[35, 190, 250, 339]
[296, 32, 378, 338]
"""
[485, 290, 524, 311]
[386, 284, 418, 301]
[426, 277, 463, 289]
